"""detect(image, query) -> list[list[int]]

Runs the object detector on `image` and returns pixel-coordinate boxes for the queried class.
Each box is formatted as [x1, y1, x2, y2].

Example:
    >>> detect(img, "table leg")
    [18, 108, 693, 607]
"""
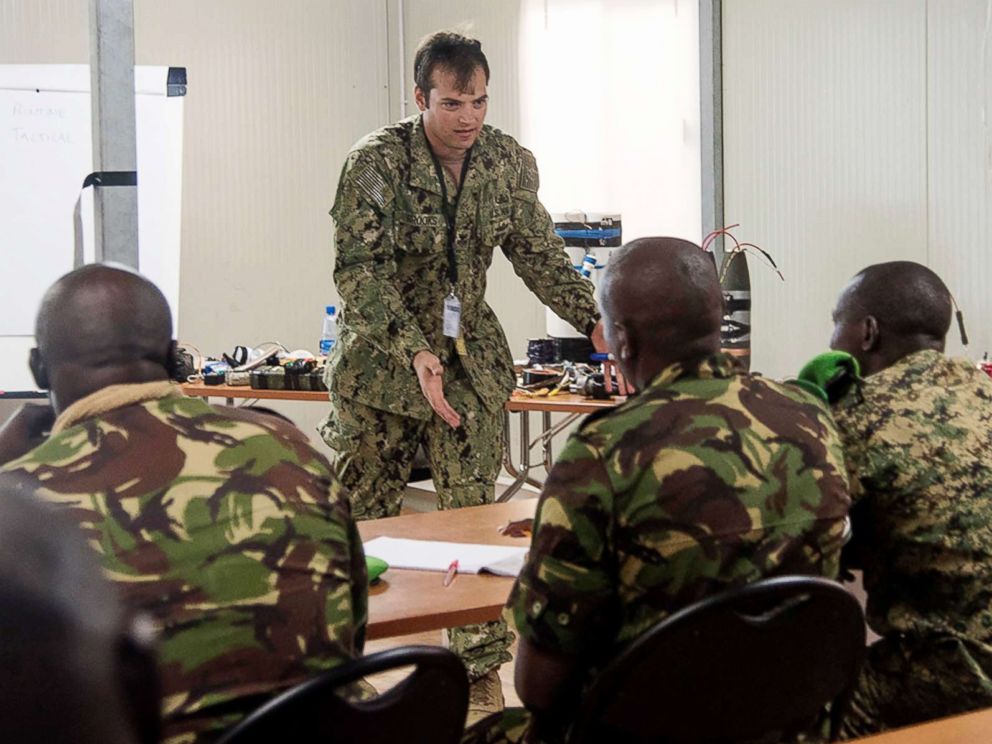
[534, 411, 581, 473]
[192, 393, 235, 406]
[499, 409, 534, 502]
[542, 412, 552, 471]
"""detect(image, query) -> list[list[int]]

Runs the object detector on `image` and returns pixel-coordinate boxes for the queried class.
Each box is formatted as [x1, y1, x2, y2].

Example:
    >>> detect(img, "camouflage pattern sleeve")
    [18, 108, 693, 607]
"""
[506, 356, 851, 660]
[331, 148, 432, 366]
[506, 430, 617, 656]
[828, 352, 992, 642]
[499, 148, 599, 336]
[324, 474, 369, 657]
[0, 395, 368, 743]
[831, 386, 873, 506]
[346, 507, 369, 652]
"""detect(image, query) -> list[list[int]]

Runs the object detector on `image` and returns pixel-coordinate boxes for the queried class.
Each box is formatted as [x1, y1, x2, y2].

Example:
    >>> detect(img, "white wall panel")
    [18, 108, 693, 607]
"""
[0, 0, 87, 62]
[518, 0, 700, 245]
[927, 0, 992, 358]
[137, 0, 390, 449]
[1, 0, 391, 450]
[2, 0, 390, 356]
[134, 0, 390, 355]
[723, 0, 928, 377]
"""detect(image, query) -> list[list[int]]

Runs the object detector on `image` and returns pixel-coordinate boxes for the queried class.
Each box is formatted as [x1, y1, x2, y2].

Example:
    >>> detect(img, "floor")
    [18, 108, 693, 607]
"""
[365, 630, 522, 709]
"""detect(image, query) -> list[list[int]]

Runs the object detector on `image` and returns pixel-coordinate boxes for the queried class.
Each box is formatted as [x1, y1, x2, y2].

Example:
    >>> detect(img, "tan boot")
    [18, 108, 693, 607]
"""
[465, 669, 505, 727]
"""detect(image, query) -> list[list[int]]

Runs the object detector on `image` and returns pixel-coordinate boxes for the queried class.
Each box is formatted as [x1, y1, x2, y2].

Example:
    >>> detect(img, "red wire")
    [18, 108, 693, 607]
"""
[700, 226, 784, 282]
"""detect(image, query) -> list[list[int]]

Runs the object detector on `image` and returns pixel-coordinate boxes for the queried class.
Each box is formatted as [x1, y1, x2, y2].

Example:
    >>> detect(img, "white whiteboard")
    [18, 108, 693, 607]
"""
[0, 64, 183, 392]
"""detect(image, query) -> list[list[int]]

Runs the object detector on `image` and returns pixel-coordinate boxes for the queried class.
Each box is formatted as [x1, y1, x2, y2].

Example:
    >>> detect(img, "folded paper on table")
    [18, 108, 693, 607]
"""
[361, 537, 527, 577]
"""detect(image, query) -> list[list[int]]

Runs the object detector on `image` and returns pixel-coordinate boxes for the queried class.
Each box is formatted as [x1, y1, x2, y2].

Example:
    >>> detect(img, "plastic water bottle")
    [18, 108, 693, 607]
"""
[319, 305, 337, 355]
[579, 253, 597, 278]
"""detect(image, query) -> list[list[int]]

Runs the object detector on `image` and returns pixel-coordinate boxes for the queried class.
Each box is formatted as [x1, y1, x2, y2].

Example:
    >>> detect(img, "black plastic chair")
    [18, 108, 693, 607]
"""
[217, 645, 468, 744]
[567, 576, 866, 744]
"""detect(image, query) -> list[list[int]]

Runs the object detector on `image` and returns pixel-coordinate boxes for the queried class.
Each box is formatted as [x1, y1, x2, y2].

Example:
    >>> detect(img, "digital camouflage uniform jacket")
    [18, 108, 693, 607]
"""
[0, 383, 367, 744]
[508, 354, 850, 664]
[833, 350, 992, 649]
[326, 115, 598, 419]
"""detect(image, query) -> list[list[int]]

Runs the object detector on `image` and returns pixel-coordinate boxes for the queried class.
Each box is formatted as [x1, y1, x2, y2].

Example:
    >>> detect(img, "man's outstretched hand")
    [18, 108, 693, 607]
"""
[413, 350, 462, 429]
[499, 518, 534, 538]
[589, 320, 633, 396]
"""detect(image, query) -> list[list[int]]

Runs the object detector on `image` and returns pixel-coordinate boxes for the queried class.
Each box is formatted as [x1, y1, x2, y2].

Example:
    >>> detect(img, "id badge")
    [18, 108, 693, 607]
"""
[443, 293, 462, 338]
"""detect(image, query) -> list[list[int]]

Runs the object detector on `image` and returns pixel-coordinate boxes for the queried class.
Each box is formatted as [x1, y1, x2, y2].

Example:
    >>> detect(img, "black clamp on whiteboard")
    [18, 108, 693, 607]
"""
[73, 171, 138, 267]
[81, 171, 138, 189]
[167, 67, 187, 97]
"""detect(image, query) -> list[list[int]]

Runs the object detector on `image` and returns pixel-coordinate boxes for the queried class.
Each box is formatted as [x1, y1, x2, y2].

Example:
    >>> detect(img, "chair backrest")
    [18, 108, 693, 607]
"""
[568, 576, 865, 744]
[217, 645, 468, 744]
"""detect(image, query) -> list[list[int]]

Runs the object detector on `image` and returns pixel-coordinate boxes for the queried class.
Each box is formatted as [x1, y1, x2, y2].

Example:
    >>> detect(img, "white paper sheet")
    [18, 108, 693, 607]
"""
[362, 537, 528, 577]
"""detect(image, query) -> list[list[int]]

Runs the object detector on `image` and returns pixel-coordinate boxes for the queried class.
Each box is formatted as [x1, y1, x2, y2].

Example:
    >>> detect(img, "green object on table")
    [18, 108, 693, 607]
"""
[366, 555, 389, 584]
[796, 351, 861, 404]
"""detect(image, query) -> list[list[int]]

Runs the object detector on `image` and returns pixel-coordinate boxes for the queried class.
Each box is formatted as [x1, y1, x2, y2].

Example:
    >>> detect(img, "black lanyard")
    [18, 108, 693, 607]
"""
[429, 147, 473, 289]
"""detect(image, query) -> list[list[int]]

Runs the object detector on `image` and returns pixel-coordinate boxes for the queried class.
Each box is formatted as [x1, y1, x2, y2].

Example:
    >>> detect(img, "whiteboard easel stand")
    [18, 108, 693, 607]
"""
[88, 0, 139, 268]
[700, 0, 725, 265]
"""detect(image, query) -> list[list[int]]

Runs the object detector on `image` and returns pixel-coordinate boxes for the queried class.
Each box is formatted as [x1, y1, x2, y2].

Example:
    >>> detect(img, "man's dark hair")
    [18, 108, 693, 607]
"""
[601, 237, 723, 352]
[599, 237, 723, 389]
[413, 31, 490, 97]
[840, 261, 953, 341]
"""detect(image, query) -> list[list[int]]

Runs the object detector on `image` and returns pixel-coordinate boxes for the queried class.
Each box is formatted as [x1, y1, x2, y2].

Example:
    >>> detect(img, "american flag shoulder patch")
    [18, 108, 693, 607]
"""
[354, 165, 387, 209]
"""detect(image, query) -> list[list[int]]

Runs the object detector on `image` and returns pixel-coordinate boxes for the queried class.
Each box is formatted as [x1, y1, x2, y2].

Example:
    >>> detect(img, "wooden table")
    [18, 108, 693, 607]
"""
[180, 382, 327, 403]
[358, 499, 537, 640]
[505, 392, 618, 414]
[850, 706, 992, 742]
[180, 383, 618, 413]
[501, 391, 620, 500]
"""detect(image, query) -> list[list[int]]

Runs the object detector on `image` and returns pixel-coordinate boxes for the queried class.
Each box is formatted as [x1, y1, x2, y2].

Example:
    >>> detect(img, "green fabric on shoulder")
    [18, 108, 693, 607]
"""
[796, 351, 861, 404]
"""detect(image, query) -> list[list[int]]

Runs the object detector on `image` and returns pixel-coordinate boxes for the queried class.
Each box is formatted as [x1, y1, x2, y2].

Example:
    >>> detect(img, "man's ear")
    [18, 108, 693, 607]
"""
[414, 86, 428, 111]
[613, 323, 635, 366]
[164, 341, 180, 380]
[28, 348, 48, 390]
[862, 315, 880, 352]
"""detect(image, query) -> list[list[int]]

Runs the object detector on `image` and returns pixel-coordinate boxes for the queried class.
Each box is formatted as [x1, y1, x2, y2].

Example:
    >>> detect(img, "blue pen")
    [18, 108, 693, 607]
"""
[590, 352, 614, 362]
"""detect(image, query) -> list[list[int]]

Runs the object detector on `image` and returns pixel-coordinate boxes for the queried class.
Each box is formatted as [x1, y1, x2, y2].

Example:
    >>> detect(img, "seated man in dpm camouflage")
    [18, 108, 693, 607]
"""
[0, 264, 367, 744]
[464, 238, 851, 743]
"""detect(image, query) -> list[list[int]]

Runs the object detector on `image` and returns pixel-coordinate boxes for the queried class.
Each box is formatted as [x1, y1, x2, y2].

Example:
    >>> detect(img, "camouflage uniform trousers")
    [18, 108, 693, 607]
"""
[839, 634, 992, 739]
[319, 359, 514, 681]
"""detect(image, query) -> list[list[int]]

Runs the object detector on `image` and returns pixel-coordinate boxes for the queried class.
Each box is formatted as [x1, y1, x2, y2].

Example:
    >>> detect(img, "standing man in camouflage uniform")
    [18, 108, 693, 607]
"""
[465, 238, 851, 743]
[827, 262, 992, 738]
[318, 31, 604, 714]
[0, 265, 367, 744]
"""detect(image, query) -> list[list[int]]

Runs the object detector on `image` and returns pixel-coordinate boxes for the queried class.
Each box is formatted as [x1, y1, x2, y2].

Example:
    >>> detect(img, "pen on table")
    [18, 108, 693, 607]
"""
[443, 559, 459, 587]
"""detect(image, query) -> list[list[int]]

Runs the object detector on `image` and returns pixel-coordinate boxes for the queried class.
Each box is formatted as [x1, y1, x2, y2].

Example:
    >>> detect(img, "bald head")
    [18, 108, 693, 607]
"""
[32, 264, 174, 414]
[601, 237, 723, 388]
[0, 485, 149, 743]
[830, 261, 952, 376]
